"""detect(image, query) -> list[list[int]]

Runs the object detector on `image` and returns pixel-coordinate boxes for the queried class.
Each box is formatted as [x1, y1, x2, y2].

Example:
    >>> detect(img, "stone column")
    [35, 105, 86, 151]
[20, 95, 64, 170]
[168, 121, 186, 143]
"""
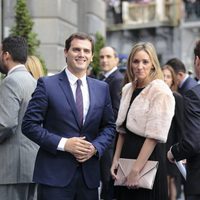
[155, 0, 166, 21]
[78, 0, 106, 37]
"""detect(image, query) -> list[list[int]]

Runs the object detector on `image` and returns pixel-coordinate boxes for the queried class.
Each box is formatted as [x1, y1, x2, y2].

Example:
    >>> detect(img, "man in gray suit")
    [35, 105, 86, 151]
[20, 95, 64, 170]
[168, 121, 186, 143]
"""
[0, 36, 38, 200]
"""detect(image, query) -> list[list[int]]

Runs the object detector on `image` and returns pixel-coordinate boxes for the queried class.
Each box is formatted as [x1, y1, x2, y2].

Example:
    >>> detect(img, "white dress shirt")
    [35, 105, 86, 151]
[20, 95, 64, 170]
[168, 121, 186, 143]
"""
[179, 74, 189, 88]
[57, 67, 90, 151]
[103, 66, 118, 79]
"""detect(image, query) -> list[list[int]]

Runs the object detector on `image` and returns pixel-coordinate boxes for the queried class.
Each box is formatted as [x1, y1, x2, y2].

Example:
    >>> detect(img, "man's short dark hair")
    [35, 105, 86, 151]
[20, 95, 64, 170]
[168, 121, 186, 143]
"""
[65, 32, 94, 53]
[2, 36, 28, 64]
[194, 40, 200, 59]
[101, 46, 118, 58]
[165, 58, 186, 74]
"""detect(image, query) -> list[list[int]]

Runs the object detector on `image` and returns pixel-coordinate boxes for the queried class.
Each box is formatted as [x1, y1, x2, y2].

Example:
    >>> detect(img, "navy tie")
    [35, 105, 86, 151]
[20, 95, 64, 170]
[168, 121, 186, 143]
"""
[76, 79, 83, 126]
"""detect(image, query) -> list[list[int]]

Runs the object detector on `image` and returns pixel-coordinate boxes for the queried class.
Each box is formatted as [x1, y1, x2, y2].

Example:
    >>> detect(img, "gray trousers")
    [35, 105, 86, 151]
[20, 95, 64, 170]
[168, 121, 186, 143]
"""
[0, 183, 37, 200]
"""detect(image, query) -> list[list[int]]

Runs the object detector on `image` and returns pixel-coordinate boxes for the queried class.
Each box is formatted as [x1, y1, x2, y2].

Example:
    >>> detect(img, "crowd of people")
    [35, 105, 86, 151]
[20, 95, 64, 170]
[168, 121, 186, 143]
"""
[0, 33, 200, 200]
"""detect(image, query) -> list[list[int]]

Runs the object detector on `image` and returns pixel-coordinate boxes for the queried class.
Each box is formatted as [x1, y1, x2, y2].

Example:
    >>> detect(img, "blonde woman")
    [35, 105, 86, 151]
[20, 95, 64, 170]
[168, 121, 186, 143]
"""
[25, 55, 44, 79]
[111, 42, 175, 200]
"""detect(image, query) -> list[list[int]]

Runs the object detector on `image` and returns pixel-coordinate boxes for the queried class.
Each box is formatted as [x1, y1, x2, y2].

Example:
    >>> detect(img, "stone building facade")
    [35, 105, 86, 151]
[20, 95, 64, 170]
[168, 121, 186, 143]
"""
[0, 0, 106, 74]
[106, 0, 200, 73]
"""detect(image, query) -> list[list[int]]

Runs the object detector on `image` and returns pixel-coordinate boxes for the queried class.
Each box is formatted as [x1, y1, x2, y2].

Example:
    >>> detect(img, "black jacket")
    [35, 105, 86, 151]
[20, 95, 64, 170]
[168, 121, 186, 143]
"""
[172, 84, 200, 195]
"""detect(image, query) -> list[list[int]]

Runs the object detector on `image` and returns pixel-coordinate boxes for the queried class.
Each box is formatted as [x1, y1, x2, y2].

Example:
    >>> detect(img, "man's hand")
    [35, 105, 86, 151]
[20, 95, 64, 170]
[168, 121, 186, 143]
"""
[64, 136, 96, 162]
[75, 144, 96, 163]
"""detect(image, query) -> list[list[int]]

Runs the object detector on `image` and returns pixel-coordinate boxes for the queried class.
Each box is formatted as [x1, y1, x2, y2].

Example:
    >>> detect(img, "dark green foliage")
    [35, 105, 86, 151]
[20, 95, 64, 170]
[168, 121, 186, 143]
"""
[90, 32, 105, 77]
[10, 0, 47, 75]
[10, 0, 39, 55]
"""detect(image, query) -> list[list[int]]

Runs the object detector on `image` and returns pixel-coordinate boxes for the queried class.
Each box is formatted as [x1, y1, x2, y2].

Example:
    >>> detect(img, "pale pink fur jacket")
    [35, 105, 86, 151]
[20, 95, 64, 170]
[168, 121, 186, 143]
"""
[116, 79, 175, 143]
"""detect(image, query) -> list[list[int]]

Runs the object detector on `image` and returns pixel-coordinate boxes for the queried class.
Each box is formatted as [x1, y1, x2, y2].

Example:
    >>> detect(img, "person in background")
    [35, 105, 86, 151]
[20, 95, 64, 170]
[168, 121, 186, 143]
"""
[99, 46, 123, 122]
[99, 46, 123, 200]
[107, 0, 123, 24]
[167, 40, 200, 200]
[0, 36, 38, 200]
[162, 65, 184, 200]
[194, 40, 200, 84]
[22, 32, 116, 200]
[166, 57, 197, 199]
[111, 42, 175, 200]
[165, 57, 197, 95]
[86, 65, 96, 78]
[188, 69, 193, 78]
[25, 55, 45, 79]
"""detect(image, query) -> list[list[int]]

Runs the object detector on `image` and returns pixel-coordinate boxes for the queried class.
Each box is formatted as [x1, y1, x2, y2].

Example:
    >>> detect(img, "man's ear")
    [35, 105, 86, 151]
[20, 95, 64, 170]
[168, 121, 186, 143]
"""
[194, 56, 199, 68]
[116, 57, 119, 65]
[90, 55, 93, 62]
[2, 51, 11, 62]
[64, 49, 68, 56]
[196, 56, 200, 65]
[177, 71, 184, 78]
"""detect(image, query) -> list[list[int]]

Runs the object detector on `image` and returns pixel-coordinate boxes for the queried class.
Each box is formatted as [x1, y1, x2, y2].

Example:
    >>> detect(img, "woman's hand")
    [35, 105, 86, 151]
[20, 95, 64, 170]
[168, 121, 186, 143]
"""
[110, 159, 119, 180]
[126, 168, 140, 189]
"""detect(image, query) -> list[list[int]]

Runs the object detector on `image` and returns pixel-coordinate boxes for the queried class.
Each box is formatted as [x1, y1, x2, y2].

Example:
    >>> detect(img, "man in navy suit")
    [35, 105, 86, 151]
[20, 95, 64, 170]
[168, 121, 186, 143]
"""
[99, 46, 123, 200]
[167, 40, 200, 200]
[166, 58, 197, 95]
[22, 32, 116, 200]
[99, 46, 123, 119]
[166, 58, 198, 199]
[194, 41, 200, 84]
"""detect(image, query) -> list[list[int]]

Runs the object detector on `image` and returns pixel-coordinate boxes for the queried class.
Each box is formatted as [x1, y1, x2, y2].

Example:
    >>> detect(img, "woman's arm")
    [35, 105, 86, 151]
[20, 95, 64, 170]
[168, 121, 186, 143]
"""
[134, 138, 157, 173]
[126, 138, 157, 188]
[111, 133, 125, 179]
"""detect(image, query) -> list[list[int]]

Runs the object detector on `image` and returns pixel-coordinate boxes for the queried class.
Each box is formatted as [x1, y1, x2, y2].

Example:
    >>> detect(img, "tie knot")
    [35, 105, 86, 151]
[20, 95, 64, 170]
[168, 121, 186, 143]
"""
[77, 79, 82, 86]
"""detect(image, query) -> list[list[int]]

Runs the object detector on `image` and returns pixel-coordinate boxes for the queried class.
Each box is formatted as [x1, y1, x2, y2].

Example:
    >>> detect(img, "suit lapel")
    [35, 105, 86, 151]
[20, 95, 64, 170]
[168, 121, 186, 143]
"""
[105, 70, 117, 84]
[83, 77, 95, 128]
[179, 78, 188, 94]
[58, 71, 81, 128]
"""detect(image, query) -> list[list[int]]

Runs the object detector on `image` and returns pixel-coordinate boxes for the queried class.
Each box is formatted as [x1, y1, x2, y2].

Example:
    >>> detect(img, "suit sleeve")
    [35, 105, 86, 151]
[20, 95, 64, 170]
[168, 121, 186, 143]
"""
[109, 77, 123, 120]
[91, 85, 116, 157]
[172, 88, 200, 160]
[0, 79, 20, 143]
[173, 92, 184, 142]
[22, 78, 61, 154]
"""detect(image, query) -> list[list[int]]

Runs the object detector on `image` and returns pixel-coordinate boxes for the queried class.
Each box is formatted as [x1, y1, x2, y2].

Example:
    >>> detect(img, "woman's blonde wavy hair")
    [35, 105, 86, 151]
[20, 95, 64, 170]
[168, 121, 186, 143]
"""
[25, 55, 44, 80]
[126, 42, 163, 83]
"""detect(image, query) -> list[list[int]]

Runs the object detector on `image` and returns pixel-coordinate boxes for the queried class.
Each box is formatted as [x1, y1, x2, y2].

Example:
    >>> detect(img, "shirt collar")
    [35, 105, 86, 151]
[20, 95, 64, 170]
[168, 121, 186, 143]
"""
[179, 74, 189, 88]
[65, 66, 87, 86]
[104, 66, 118, 78]
[7, 64, 26, 75]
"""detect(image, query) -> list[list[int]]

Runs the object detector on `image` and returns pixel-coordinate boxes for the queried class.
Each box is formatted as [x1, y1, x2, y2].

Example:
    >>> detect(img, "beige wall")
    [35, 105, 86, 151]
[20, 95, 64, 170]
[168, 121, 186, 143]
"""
[2, 0, 106, 74]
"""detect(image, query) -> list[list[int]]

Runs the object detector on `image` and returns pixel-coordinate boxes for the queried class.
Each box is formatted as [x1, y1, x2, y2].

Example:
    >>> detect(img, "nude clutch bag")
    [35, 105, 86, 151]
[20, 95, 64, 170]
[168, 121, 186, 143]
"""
[114, 158, 159, 190]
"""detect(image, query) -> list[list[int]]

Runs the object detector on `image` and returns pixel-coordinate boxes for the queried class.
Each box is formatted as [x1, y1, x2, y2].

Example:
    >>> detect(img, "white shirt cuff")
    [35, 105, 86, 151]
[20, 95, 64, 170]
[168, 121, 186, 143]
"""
[57, 138, 68, 151]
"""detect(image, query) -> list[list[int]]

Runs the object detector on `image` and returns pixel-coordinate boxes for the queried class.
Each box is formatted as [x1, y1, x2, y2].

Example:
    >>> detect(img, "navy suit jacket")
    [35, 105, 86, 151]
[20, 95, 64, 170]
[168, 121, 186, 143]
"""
[104, 69, 123, 120]
[22, 70, 116, 189]
[172, 85, 200, 195]
[178, 76, 197, 95]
